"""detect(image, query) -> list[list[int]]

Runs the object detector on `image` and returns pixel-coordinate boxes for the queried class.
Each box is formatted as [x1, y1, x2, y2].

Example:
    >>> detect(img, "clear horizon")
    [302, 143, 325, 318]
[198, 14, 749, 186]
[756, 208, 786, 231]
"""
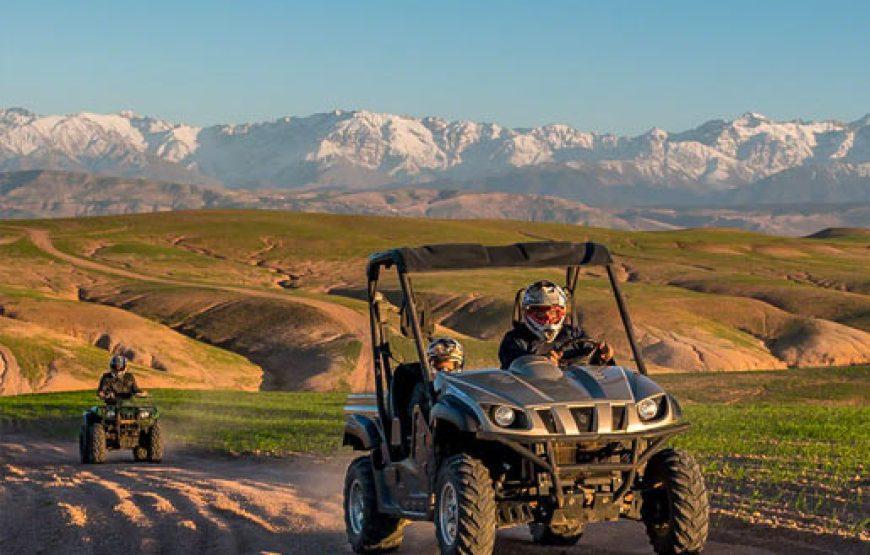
[2, 1, 868, 135]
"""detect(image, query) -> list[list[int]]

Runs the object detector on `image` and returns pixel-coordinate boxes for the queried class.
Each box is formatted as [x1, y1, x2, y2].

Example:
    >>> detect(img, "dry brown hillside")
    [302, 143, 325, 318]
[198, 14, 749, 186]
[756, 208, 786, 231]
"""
[0, 212, 867, 393]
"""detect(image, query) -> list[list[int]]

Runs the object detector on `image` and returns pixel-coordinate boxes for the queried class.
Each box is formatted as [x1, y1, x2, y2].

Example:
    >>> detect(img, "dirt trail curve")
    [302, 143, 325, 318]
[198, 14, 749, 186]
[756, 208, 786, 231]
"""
[24, 228, 373, 391]
[1, 435, 856, 555]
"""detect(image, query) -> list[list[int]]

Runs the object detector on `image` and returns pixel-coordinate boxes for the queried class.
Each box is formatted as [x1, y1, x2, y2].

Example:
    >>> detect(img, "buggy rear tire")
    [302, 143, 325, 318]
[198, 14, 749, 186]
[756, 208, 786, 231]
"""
[146, 422, 163, 463]
[642, 448, 709, 555]
[343, 455, 406, 553]
[87, 423, 107, 464]
[529, 522, 584, 545]
[434, 453, 496, 555]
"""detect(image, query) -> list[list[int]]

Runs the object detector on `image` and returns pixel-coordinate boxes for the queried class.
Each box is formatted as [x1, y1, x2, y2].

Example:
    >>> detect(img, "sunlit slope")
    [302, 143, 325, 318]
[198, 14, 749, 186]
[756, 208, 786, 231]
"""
[1, 211, 868, 391]
[0, 286, 262, 394]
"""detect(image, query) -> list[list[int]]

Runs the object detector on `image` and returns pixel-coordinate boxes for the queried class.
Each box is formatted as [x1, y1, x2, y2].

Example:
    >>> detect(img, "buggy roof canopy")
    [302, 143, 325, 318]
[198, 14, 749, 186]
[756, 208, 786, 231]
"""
[368, 241, 612, 276]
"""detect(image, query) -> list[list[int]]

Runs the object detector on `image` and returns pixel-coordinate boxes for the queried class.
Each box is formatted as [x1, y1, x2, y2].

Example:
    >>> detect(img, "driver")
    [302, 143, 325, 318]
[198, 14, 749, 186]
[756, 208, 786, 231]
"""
[498, 280, 615, 369]
[97, 355, 144, 403]
[408, 337, 464, 422]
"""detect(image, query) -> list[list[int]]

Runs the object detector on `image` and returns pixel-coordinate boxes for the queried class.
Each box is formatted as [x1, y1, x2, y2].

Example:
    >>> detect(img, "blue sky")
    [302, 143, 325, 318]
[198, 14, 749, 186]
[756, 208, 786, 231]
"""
[1, 1, 867, 134]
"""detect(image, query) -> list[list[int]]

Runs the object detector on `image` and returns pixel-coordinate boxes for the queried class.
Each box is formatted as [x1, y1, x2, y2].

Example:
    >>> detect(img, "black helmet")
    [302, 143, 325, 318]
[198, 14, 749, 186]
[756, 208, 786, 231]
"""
[109, 355, 127, 373]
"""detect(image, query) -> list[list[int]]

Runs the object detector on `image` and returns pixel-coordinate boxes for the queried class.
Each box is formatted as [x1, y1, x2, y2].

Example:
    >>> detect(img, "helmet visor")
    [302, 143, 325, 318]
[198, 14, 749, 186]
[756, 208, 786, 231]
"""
[526, 305, 566, 325]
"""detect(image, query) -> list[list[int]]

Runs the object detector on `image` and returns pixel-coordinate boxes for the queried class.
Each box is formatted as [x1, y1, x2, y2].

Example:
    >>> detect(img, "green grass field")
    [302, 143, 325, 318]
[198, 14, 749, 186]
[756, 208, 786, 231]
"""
[1, 365, 866, 536]
[0, 389, 345, 455]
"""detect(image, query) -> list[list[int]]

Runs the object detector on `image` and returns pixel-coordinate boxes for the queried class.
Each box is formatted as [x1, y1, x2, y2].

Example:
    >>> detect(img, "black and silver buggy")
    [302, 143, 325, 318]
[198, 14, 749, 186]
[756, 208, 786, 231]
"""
[343, 241, 708, 554]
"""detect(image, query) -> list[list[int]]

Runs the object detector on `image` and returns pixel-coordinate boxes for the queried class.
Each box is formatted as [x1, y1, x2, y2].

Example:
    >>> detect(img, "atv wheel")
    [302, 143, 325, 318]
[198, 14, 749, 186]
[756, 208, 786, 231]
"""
[79, 426, 89, 464]
[146, 422, 163, 463]
[343, 456, 406, 553]
[434, 453, 496, 555]
[133, 446, 148, 462]
[87, 423, 107, 464]
[529, 522, 584, 546]
[642, 448, 709, 555]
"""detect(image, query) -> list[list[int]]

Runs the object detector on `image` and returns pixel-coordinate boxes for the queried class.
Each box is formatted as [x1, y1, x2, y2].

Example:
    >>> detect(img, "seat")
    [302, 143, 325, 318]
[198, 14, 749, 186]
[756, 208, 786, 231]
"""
[389, 362, 424, 451]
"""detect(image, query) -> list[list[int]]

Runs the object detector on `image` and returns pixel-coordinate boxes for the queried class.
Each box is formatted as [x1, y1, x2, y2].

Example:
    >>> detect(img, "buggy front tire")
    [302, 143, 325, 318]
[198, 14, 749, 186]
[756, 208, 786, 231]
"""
[529, 522, 584, 546]
[434, 453, 497, 555]
[344, 456, 406, 553]
[87, 423, 107, 464]
[642, 448, 709, 555]
[146, 422, 163, 463]
[133, 446, 148, 462]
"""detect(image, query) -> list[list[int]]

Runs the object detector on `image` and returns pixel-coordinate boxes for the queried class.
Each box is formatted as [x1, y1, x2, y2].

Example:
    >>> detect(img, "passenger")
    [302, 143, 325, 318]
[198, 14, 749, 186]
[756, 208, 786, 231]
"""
[498, 280, 615, 369]
[97, 355, 145, 403]
[408, 337, 464, 422]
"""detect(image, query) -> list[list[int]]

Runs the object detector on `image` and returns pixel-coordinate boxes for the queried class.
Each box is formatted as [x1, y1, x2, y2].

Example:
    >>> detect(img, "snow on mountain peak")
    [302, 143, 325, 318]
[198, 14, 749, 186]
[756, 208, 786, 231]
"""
[736, 112, 769, 125]
[0, 107, 866, 189]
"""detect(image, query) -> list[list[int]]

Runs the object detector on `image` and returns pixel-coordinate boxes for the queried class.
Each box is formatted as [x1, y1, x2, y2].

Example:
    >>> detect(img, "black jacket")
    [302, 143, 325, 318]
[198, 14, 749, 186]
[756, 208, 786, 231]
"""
[97, 372, 140, 402]
[498, 324, 613, 369]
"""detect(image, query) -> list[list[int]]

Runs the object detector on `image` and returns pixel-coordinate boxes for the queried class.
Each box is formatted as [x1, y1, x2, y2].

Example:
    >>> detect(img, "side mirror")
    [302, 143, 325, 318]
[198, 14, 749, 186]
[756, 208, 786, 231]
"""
[400, 295, 434, 339]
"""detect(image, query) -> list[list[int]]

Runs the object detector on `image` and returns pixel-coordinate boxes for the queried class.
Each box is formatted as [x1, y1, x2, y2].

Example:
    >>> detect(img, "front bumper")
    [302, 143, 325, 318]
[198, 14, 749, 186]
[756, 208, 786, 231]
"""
[477, 421, 690, 508]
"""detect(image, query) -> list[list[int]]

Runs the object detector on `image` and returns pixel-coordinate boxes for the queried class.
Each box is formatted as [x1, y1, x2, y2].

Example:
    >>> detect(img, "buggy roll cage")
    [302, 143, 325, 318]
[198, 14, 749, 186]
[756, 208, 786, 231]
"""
[365, 241, 649, 436]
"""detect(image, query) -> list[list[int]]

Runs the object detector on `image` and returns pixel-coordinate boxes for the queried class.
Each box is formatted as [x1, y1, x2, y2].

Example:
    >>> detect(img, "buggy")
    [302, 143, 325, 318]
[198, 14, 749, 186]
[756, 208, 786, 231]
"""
[343, 241, 708, 554]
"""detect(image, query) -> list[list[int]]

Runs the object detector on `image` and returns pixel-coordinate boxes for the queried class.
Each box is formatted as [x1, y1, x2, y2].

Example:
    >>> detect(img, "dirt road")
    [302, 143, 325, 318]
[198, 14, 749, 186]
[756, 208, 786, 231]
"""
[1, 433, 856, 555]
[24, 229, 373, 391]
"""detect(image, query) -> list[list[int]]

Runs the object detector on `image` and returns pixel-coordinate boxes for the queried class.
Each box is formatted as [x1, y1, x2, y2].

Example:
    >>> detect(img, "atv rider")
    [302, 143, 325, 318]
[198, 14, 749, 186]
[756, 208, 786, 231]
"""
[499, 280, 615, 369]
[407, 337, 464, 423]
[97, 355, 145, 404]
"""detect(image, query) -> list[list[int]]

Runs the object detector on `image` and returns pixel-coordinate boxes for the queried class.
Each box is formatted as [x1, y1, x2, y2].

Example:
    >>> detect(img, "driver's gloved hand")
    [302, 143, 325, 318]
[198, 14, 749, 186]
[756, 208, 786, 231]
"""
[597, 342, 615, 362]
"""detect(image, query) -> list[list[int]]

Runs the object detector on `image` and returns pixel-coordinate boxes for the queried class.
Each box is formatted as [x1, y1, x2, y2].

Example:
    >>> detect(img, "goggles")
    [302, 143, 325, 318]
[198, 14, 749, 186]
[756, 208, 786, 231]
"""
[526, 305, 566, 325]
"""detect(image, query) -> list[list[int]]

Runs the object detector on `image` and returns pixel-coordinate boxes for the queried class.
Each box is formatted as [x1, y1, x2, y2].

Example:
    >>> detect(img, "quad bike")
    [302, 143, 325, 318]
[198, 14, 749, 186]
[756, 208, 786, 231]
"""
[342, 241, 709, 554]
[79, 393, 163, 464]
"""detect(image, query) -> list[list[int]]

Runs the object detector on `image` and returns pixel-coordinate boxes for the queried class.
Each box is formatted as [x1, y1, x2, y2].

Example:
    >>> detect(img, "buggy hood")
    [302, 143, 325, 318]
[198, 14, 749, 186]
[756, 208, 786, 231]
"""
[437, 364, 663, 408]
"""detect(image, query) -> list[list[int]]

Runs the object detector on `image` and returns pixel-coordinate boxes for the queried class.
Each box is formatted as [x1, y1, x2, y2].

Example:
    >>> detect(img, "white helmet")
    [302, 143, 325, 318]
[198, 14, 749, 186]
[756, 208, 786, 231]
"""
[426, 337, 464, 371]
[522, 281, 568, 342]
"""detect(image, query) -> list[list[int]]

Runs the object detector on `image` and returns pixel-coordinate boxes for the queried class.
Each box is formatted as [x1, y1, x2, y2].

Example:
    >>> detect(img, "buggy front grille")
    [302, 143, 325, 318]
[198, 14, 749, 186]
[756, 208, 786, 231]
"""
[570, 407, 594, 432]
[611, 406, 627, 431]
[537, 410, 559, 433]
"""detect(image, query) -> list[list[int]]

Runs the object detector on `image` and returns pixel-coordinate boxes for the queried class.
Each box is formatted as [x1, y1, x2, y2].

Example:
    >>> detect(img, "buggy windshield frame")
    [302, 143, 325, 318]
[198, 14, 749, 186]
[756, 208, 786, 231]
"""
[363, 241, 648, 439]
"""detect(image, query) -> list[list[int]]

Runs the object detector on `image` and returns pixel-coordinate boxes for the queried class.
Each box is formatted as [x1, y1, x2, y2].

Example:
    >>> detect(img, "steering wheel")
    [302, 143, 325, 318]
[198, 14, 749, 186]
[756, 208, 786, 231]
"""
[558, 339, 601, 367]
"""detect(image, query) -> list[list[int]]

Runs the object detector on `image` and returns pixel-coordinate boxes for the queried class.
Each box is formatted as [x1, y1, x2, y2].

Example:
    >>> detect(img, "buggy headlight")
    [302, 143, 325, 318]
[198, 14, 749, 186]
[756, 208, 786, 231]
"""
[637, 397, 660, 421]
[139, 409, 151, 419]
[492, 406, 516, 427]
[105, 409, 116, 419]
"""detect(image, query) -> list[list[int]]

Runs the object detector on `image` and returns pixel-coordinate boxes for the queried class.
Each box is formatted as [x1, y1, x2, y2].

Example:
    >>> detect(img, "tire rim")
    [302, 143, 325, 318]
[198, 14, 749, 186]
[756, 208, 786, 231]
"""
[348, 479, 365, 535]
[439, 481, 459, 545]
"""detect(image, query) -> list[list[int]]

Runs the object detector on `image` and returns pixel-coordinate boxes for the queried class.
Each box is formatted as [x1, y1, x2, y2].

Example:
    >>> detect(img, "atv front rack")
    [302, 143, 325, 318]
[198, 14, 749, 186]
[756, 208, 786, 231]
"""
[477, 422, 690, 509]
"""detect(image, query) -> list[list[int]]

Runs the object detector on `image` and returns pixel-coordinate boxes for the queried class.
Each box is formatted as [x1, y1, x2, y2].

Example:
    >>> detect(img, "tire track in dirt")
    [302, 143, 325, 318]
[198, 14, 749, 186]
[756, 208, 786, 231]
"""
[0, 435, 347, 555]
[24, 228, 373, 392]
[2, 434, 861, 555]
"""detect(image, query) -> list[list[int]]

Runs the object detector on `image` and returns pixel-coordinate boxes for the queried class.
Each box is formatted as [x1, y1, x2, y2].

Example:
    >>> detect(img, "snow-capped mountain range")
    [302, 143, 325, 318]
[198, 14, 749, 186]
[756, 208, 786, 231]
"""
[1, 107, 868, 204]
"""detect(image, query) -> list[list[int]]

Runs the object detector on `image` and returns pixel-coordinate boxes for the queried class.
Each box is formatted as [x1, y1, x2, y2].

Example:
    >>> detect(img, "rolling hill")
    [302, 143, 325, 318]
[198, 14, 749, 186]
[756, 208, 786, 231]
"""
[2, 170, 867, 236]
[0, 211, 867, 394]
